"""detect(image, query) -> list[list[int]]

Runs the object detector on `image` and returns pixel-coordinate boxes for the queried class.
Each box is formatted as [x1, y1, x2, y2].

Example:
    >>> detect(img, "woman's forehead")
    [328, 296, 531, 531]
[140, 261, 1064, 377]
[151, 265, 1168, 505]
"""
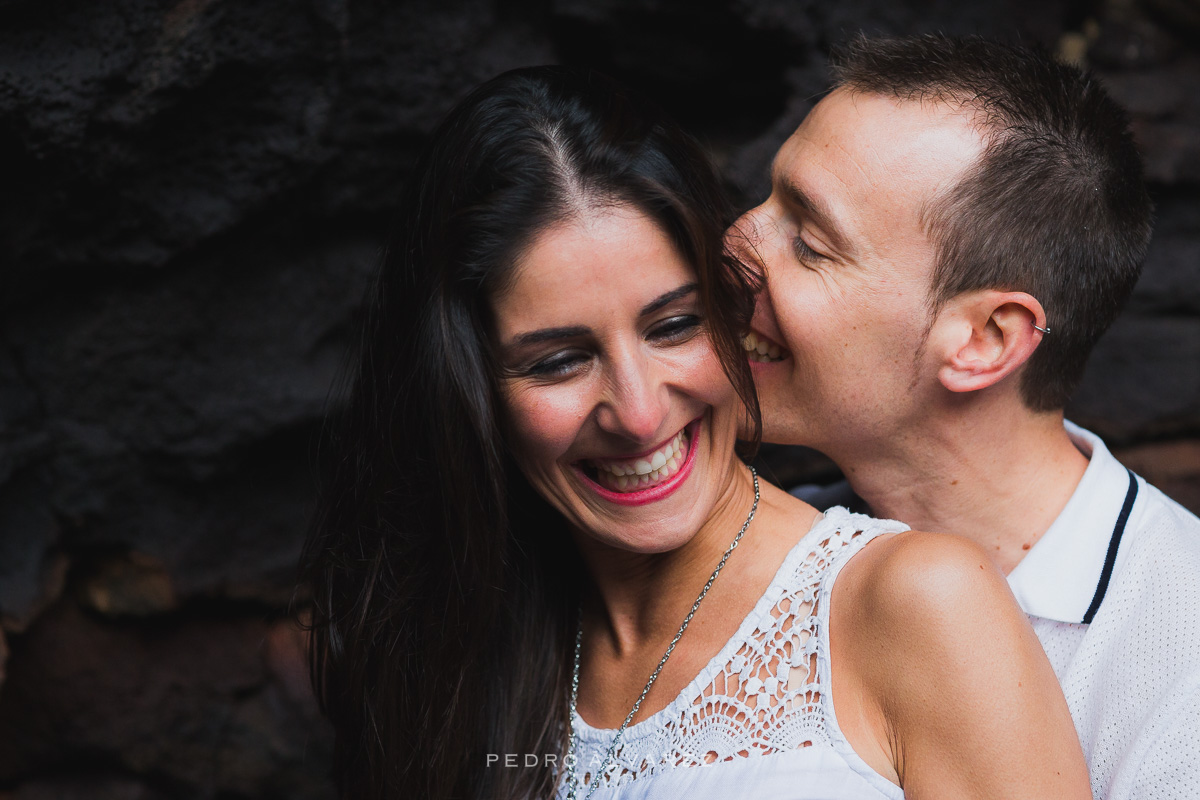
[491, 208, 694, 338]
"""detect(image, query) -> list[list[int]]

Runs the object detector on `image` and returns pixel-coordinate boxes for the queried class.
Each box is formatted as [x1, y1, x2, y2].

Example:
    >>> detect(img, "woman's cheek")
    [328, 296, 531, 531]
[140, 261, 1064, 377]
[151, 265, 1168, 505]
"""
[502, 382, 591, 468]
[673, 338, 738, 406]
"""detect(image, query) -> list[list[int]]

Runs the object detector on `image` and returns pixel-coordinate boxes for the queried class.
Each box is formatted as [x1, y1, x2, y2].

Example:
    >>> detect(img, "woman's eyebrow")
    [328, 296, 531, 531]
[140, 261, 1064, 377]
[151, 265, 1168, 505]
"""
[640, 283, 698, 316]
[511, 325, 590, 346]
[507, 284, 697, 347]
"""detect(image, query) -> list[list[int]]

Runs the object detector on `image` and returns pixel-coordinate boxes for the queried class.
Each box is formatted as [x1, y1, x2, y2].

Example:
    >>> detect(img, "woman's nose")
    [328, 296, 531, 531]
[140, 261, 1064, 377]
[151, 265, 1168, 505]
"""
[595, 354, 671, 444]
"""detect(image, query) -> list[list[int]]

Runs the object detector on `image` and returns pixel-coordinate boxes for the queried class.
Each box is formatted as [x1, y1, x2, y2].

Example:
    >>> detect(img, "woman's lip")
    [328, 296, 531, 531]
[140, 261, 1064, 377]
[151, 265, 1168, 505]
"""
[574, 418, 701, 507]
[574, 420, 694, 464]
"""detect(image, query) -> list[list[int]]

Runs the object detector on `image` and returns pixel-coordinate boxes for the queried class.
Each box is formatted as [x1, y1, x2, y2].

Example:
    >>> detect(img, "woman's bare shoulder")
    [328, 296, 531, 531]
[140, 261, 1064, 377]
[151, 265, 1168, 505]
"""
[840, 528, 1010, 626]
[832, 529, 1091, 798]
[849, 527, 1008, 609]
[832, 528, 1040, 719]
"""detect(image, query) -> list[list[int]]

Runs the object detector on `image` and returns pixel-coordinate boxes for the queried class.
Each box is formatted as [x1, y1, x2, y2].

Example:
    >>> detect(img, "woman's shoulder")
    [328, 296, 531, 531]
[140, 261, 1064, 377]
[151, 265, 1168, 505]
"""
[834, 529, 1025, 671]
[827, 534, 1091, 798]
[850, 528, 1002, 599]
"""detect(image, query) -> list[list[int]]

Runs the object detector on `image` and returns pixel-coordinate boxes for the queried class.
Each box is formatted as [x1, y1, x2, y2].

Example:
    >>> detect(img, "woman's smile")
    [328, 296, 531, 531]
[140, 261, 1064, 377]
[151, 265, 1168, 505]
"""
[575, 417, 700, 505]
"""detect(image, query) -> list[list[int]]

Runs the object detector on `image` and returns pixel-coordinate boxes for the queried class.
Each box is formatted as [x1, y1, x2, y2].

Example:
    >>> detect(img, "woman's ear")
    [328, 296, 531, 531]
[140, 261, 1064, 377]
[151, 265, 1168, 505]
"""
[933, 291, 1048, 394]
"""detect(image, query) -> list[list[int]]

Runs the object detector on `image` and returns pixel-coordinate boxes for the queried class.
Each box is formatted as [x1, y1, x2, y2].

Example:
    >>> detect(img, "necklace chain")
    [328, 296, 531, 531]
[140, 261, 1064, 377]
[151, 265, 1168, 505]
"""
[564, 466, 760, 800]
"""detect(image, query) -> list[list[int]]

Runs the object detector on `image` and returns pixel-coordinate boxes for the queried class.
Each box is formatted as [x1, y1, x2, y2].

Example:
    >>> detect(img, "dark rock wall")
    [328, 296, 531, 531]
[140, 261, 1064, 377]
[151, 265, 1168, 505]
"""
[0, 1, 1196, 797]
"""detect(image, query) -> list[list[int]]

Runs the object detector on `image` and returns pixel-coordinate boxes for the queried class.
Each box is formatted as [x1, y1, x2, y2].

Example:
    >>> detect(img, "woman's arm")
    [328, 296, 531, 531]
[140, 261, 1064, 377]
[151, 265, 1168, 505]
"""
[831, 530, 1092, 799]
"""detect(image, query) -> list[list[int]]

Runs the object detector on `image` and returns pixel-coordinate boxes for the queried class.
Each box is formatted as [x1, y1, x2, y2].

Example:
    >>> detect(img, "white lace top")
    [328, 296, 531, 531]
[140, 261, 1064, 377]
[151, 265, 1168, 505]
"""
[559, 506, 909, 800]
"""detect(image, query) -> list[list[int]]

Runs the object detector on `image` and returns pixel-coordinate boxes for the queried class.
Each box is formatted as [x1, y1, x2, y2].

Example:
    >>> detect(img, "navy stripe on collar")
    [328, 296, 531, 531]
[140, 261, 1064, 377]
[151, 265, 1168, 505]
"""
[1082, 468, 1138, 625]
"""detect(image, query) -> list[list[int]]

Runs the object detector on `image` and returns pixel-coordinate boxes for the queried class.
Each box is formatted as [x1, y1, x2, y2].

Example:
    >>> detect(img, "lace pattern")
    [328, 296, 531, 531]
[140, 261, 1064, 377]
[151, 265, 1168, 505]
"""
[569, 507, 907, 789]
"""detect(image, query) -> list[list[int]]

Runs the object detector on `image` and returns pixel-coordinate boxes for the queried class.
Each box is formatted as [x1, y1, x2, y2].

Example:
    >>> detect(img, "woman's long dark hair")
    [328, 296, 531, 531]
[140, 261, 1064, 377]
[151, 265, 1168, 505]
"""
[300, 66, 761, 800]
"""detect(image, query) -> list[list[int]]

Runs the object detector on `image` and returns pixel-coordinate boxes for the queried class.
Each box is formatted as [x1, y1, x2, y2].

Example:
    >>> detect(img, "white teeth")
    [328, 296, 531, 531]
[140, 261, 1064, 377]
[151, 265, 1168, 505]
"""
[590, 428, 692, 493]
[743, 331, 785, 362]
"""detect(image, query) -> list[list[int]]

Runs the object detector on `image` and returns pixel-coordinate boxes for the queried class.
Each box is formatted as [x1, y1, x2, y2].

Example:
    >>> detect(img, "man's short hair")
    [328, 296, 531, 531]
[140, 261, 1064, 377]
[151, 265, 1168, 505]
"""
[832, 34, 1153, 412]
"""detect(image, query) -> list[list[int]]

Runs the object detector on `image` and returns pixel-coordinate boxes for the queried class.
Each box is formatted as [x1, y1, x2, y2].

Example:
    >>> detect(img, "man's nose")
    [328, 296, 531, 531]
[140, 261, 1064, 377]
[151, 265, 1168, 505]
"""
[726, 207, 770, 270]
[595, 352, 671, 444]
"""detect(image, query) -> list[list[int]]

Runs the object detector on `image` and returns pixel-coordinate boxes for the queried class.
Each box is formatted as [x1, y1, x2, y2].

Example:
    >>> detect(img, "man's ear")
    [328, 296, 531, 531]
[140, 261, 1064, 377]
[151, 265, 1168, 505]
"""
[932, 290, 1048, 394]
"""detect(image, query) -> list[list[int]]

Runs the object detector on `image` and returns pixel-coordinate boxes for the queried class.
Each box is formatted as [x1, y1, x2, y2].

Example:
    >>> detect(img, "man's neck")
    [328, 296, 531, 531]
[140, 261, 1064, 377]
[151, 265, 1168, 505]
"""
[840, 405, 1089, 574]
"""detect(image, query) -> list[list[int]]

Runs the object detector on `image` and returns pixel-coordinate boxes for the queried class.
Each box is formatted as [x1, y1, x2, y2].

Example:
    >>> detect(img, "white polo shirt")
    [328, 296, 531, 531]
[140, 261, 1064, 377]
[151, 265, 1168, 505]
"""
[1007, 422, 1200, 799]
[790, 422, 1200, 798]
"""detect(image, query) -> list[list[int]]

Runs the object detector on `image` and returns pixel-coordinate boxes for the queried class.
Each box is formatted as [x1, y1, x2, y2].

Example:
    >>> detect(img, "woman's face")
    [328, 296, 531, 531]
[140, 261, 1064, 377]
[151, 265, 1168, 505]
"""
[492, 206, 742, 554]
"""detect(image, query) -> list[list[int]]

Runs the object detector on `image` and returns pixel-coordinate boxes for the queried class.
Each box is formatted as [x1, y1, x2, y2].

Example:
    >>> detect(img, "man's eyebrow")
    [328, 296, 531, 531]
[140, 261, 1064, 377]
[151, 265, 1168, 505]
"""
[775, 175, 852, 255]
[641, 283, 697, 316]
[511, 325, 590, 346]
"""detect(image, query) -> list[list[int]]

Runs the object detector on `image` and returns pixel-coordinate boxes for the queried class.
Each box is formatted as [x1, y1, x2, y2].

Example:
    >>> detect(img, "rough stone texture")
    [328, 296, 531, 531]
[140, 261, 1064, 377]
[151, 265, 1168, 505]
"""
[1070, 314, 1200, 443]
[13, 776, 172, 800]
[0, 600, 328, 799]
[0, 0, 1197, 796]
[77, 551, 178, 618]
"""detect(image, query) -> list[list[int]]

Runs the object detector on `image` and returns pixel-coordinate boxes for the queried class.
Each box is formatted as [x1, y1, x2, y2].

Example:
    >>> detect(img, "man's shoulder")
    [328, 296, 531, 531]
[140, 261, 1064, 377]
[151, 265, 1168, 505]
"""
[1121, 478, 1200, 567]
[1063, 425, 1200, 612]
[1063, 477, 1200, 798]
[1096, 475, 1200, 640]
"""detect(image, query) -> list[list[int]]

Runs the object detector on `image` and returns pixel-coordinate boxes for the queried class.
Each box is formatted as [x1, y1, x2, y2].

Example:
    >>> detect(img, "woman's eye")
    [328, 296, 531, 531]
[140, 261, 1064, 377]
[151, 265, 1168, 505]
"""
[526, 351, 589, 377]
[649, 315, 703, 342]
[793, 236, 824, 262]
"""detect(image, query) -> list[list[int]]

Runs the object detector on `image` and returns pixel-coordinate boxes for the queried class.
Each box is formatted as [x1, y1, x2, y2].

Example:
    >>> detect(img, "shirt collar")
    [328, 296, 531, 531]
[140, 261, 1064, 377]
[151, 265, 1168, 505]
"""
[1006, 421, 1138, 624]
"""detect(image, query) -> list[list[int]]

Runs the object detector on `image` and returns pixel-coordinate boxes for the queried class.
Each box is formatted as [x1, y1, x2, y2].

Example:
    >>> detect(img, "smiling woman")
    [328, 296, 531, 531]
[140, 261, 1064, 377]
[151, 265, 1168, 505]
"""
[299, 66, 761, 800]
[300, 65, 1092, 800]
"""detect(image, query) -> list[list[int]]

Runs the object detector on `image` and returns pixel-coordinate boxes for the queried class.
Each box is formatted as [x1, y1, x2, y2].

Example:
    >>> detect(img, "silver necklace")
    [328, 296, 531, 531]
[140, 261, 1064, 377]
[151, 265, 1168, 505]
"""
[564, 466, 760, 800]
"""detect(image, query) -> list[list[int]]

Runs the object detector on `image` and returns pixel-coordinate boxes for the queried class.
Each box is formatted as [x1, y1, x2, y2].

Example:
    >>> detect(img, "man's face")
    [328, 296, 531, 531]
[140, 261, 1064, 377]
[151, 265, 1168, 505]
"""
[732, 89, 985, 458]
